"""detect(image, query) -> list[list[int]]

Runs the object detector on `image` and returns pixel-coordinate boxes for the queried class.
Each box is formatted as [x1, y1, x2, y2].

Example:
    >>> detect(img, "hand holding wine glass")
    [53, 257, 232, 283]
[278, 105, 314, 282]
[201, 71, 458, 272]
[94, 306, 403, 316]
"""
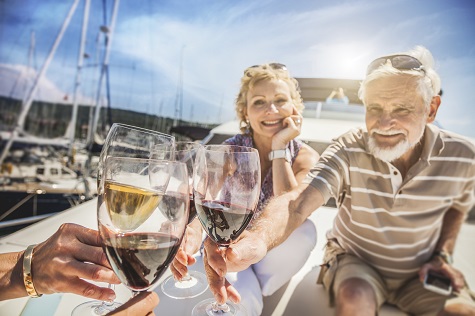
[99, 157, 189, 294]
[159, 142, 209, 299]
[72, 123, 174, 316]
[192, 145, 261, 316]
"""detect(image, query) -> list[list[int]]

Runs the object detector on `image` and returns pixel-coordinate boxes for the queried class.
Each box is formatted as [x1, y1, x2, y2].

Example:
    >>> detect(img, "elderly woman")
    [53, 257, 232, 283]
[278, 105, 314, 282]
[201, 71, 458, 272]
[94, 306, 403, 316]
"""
[172, 63, 319, 315]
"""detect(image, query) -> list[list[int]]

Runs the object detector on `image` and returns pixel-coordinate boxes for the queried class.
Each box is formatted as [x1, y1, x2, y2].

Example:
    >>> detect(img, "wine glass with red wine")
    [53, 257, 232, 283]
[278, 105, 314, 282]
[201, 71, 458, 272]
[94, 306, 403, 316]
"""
[98, 157, 189, 304]
[72, 123, 174, 316]
[192, 145, 261, 316]
[159, 142, 210, 299]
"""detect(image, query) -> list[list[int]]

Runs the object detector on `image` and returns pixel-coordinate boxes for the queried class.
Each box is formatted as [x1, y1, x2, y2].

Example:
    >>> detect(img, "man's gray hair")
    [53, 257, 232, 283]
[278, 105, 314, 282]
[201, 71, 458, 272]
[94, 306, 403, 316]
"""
[358, 46, 441, 108]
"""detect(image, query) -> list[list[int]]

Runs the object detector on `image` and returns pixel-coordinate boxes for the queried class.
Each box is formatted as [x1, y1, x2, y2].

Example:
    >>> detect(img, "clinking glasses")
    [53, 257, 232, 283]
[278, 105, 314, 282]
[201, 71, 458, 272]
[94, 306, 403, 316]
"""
[366, 54, 425, 76]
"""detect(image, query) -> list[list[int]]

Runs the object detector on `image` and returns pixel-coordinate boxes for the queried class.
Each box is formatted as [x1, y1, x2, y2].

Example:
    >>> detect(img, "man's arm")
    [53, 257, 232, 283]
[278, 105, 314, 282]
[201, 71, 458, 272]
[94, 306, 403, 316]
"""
[419, 208, 467, 292]
[203, 183, 325, 303]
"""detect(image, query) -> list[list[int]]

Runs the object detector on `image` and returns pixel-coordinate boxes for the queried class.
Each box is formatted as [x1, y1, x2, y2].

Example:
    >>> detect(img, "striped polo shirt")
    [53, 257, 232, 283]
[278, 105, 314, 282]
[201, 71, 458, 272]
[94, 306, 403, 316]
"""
[304, 124, 475, 279]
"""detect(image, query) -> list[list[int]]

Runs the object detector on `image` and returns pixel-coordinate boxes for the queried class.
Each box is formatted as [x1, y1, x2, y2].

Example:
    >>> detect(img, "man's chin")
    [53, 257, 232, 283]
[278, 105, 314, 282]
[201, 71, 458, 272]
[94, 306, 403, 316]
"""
[369, 139, 410, 162]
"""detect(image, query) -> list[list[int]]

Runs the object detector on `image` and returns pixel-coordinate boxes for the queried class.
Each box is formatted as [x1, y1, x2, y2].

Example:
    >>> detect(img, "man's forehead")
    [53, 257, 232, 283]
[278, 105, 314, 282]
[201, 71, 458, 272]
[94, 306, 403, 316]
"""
[365, 75, 421, 100]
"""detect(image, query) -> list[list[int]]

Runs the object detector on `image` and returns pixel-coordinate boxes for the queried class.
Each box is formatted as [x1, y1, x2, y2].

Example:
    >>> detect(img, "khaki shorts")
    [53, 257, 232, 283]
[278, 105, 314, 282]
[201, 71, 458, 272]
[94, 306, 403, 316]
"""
[318, 239, 475, 316]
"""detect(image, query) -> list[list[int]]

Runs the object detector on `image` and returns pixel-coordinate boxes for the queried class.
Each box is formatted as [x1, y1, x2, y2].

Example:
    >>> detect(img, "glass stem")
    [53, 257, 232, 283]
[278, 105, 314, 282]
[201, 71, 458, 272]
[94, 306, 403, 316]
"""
[181, 271, 192, 281]
[211, 301, 231, 313]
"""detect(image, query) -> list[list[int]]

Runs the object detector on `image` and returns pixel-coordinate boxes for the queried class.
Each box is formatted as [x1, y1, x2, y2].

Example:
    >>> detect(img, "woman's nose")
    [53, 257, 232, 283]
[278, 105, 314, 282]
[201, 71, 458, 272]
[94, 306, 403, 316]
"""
[265, 103, 279, 113]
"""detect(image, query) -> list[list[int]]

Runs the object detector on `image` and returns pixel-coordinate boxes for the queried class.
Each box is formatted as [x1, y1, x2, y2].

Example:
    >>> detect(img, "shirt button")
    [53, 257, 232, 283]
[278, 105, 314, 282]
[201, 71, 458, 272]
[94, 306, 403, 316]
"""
[393, 171, 398, 175]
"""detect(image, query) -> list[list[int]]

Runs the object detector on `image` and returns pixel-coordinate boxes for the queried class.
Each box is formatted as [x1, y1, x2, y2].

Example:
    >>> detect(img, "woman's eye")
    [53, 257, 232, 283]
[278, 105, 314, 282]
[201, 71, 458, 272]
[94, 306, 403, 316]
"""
[253, 100, 266, 107]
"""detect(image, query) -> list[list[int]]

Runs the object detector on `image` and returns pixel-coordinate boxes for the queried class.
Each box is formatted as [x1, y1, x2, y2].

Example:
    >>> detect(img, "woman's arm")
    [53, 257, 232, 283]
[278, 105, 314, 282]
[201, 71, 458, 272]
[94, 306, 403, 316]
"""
[272, 143, 319, 195]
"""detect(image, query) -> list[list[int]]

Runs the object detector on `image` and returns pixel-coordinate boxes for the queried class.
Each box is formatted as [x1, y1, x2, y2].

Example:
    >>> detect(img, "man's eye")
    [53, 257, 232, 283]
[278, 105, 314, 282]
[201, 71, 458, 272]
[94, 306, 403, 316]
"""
[367, 106, 382, 113]
[394, 108, 410, 115]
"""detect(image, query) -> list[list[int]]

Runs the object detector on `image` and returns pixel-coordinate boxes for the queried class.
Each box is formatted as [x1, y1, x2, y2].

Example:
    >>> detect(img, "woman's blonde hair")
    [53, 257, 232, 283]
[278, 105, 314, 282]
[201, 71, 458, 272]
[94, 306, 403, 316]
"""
[236, 63, 304, 133]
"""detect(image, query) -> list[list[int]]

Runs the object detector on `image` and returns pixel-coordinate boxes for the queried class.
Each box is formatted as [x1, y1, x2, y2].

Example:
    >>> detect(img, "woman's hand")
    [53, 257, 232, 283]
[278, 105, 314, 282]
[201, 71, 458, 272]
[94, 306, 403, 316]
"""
[170, 219, 203, 280]
[31, 223, 120, 301]
[271, 105, 302, 150]
[107, 291, 159, 316]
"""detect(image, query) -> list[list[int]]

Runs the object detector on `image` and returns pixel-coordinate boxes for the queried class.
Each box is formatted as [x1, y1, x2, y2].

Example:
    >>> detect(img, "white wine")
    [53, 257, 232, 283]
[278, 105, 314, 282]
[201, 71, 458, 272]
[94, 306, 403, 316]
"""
[105, 180, 163, 231]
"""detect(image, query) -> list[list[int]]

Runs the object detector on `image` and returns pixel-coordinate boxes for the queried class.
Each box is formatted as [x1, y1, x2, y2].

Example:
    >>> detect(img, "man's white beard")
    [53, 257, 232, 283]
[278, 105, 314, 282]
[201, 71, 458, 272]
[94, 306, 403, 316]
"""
[368, 127, 425, 162]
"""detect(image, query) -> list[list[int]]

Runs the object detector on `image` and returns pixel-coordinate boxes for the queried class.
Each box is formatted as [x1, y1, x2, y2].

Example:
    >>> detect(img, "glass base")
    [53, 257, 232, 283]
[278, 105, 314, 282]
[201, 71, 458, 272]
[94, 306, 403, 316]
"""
[191, 298, 247, 316]
[71, 300, 122, 316]
[161, 270, 209, 299]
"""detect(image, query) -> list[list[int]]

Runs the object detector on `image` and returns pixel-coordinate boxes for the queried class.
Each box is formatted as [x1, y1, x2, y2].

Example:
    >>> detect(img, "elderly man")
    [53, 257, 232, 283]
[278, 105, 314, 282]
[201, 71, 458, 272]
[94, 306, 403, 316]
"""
[203, 46, 475, 315]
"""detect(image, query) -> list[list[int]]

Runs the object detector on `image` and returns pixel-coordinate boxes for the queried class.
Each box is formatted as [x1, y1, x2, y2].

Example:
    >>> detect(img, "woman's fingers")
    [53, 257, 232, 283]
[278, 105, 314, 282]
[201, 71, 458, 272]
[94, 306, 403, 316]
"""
[107, 291, 159, 316]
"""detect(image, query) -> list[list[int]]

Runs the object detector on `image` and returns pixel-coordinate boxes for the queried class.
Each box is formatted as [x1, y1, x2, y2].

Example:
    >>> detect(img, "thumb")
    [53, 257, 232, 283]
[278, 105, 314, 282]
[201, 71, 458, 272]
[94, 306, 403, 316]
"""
[107, 291, 159, 315]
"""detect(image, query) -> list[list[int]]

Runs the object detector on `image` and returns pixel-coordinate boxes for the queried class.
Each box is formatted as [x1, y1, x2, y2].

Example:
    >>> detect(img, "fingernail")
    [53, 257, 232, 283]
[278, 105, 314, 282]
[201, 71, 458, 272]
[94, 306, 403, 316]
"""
[107, 293, 116, 302]
[231, 248, 240, 259]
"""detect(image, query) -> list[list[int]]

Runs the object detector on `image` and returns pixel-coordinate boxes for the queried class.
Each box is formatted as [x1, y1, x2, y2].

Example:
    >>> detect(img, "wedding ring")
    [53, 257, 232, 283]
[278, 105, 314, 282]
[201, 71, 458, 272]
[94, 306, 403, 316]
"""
[295, 118, 301, 125]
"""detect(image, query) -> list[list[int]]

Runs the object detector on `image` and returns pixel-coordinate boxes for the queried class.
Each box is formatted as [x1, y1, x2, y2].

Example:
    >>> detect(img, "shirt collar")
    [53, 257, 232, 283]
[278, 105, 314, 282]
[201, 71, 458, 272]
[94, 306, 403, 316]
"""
[420, 124, 444, 163]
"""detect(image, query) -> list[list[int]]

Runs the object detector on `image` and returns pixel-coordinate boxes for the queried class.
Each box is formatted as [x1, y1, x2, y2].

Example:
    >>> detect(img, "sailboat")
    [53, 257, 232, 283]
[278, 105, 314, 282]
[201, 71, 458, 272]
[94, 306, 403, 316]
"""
[0, 0, 118, 233]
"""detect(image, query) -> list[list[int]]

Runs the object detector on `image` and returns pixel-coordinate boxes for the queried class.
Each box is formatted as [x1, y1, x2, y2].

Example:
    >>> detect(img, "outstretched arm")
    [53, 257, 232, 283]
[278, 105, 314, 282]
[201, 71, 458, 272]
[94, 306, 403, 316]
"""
[203, 183, 325, 304]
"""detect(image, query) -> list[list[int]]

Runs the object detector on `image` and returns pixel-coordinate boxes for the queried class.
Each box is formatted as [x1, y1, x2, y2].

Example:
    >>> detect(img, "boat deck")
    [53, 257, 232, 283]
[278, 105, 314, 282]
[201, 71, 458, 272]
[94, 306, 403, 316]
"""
[0, 198, 474, 315]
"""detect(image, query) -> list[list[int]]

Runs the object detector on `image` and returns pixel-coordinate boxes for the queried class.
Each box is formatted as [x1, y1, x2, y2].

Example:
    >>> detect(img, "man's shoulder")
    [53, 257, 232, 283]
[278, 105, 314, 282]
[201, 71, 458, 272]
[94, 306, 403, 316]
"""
[439, 128, 475, 155]
[332, 127, 367, 147]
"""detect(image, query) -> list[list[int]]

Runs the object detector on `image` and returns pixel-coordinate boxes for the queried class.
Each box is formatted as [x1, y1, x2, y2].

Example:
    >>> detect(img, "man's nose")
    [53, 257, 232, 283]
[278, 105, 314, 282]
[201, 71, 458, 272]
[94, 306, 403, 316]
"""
[378, 110, 395, 128]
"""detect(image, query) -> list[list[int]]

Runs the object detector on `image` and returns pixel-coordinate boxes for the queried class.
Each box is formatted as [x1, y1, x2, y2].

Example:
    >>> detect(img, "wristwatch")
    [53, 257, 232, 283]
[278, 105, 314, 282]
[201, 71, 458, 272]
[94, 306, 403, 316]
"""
[433, 250, 453, 265]
[268, 148, 291, 163]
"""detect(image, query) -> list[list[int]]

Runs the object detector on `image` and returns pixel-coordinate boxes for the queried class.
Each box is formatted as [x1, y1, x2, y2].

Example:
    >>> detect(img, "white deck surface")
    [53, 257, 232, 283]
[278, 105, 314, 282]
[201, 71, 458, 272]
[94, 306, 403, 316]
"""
[0, 198, 474, 315]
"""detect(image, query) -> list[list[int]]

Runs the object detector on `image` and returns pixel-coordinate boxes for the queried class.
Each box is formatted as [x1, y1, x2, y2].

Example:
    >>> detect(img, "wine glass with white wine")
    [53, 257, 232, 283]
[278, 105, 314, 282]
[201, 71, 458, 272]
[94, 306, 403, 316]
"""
[71, 123, 174, 316]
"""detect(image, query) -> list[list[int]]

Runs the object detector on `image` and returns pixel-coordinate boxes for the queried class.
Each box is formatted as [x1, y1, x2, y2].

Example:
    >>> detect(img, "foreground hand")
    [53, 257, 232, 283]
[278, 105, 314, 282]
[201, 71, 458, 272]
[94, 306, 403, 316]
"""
[32, 223, 120, 301]
[419, 257, 466, 293]
[170, 219, 203, 279]
[203, 231, 267, 304]
[107, 291, 159, 316]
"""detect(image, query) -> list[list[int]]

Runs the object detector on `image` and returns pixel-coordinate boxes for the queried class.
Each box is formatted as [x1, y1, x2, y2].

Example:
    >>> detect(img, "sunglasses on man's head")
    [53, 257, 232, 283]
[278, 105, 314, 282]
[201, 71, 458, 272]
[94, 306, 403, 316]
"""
[366, 54, 425, 76]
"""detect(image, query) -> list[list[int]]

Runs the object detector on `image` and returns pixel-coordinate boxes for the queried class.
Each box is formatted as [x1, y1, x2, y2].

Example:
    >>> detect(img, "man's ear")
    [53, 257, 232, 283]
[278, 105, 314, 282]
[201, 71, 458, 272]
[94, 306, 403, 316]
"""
[427, 95, 441, 123]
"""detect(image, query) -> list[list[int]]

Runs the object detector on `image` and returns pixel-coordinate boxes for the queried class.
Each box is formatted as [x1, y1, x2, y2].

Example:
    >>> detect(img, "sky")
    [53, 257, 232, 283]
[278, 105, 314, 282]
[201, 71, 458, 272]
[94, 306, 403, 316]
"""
[1, 0, 475, 137]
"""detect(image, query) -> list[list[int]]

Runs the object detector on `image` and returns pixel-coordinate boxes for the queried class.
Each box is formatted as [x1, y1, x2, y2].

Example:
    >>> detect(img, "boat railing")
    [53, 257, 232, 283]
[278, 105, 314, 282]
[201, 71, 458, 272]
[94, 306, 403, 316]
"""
[0, 213, 53, 230]
[0, 190, 45, 222]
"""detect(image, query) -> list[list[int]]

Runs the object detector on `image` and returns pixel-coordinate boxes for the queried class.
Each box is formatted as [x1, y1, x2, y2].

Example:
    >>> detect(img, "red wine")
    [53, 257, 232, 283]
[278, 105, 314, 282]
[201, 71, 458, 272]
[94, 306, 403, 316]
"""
[195, 200, 253, 246]
[187, 196, 197, 225]
[103, 232, 180, 291]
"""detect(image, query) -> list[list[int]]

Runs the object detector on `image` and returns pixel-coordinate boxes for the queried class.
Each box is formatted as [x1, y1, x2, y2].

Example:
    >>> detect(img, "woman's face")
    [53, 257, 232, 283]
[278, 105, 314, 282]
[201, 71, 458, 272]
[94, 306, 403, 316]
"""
[245, 79, 293, 139]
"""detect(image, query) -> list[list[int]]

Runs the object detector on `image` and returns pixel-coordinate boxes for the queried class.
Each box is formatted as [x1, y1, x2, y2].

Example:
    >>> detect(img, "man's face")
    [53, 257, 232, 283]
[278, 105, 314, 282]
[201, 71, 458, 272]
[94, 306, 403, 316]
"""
[364, 75, 429, 162]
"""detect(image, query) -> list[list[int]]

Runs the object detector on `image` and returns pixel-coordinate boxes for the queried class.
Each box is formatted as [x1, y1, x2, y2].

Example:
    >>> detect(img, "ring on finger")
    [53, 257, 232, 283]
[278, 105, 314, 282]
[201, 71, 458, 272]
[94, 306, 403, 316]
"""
[295, 118, 301, 124]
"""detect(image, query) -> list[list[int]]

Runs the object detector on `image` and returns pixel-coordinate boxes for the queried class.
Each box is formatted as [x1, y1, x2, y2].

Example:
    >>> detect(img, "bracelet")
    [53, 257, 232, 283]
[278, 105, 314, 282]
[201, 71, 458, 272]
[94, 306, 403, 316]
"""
[23, 244, 42, 298]
[433, 250, 453, 265]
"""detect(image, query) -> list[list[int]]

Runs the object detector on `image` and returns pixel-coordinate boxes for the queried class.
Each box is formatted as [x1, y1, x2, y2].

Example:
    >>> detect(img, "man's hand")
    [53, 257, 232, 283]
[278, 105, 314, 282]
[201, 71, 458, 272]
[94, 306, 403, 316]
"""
[107, 291, 159, 316]
[202, 231, 267, 304]
[419, 257, 466, 293]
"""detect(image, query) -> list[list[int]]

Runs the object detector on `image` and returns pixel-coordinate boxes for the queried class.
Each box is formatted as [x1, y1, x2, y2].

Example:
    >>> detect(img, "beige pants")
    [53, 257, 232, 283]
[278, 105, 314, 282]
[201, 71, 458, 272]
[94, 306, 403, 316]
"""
[318, 239, 475, 316]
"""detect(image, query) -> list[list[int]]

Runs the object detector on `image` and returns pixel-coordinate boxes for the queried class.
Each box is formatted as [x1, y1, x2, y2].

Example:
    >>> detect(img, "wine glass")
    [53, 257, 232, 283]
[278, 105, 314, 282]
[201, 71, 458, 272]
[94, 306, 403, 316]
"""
[159, 142, 210, 299]
[72, 124, 174, 315]
[192, 145, 261, 316]
[99, 157, 189, 300]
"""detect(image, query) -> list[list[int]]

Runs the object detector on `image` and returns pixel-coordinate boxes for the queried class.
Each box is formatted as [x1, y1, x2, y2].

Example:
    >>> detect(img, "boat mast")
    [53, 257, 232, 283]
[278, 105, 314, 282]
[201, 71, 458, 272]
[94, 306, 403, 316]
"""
[86, 0, 120, 152]
[67, 0, 91, 163]
[0, 0, 81, 166]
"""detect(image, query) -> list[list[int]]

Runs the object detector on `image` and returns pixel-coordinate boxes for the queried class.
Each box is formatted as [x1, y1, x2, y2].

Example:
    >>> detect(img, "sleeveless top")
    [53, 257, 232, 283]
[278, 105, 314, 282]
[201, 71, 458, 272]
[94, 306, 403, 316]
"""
[224, 133, 302, 216]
